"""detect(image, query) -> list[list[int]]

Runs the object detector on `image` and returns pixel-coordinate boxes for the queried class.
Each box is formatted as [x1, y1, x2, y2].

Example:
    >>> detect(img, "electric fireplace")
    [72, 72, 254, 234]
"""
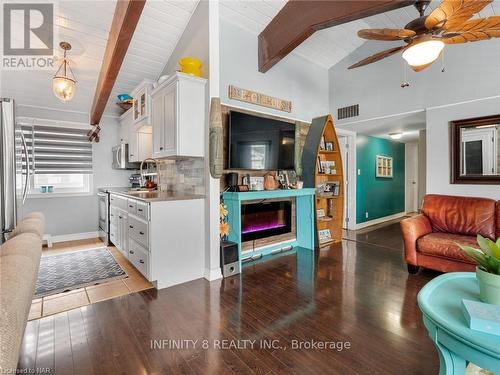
[241, 200, 292, 242]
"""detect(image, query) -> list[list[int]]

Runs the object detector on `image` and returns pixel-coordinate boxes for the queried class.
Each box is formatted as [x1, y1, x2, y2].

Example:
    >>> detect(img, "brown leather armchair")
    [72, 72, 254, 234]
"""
[401, 194, 499, 274]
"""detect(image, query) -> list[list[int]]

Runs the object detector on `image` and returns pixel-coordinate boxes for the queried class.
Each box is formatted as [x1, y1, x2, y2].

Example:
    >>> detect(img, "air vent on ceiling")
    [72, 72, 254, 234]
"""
[337, 104, 359, 120]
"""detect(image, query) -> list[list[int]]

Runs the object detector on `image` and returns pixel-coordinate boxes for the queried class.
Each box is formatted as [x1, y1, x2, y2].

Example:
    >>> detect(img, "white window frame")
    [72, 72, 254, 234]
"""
[28, 174, 93, 198]
[20, 117, 94, 198]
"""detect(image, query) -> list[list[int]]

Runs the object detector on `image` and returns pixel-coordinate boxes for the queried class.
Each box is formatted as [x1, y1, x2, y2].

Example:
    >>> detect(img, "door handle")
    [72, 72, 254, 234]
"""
[20, 130, 29, 204]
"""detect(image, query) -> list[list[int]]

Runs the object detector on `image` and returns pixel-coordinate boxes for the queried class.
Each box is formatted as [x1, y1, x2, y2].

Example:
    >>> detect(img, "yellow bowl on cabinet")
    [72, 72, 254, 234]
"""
[178, 57, 202, 77]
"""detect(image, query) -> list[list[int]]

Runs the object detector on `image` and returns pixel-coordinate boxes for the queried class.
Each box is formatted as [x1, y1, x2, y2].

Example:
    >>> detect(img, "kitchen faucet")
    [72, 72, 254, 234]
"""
[140, 158, 160, 188]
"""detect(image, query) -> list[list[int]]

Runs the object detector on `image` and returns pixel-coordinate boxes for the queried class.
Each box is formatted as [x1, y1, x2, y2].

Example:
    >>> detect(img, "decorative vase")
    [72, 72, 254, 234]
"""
[178, 57, 202, 77]
[476, 266, 500, 305]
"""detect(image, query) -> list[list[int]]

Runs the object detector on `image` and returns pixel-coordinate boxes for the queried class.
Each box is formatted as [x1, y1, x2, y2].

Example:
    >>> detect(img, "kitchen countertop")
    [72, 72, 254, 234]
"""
[106, 189, 205, 202]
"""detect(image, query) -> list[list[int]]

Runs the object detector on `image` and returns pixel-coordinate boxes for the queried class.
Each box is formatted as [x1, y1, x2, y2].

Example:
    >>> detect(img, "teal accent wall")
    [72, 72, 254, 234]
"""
[356, 135, 405, 224]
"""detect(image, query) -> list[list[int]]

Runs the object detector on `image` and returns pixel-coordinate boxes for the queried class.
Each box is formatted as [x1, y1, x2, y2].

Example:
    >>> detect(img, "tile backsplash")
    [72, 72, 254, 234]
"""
[157, 158, 205, 195]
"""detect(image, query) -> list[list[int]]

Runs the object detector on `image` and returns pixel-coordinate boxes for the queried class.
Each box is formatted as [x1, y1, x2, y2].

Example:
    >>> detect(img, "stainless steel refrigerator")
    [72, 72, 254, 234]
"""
[0, 98, 29, 243]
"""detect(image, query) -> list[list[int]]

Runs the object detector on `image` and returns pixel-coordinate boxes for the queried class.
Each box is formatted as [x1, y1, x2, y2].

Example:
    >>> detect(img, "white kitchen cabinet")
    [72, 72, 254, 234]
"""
[131, 79, 154, 126]
[128, 126, 152, 162]
[119, 111, 152, 163]
[110, 194, 129, 258]
[119, 108, 132, 144]
[151, 73, 206, 159]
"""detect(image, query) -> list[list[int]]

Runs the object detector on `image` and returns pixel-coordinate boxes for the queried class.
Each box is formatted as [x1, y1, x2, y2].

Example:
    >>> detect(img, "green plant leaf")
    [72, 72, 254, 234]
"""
[457, 244, 488, 267]
[476, 235, 495, 257]
[484, 254, 500, 275]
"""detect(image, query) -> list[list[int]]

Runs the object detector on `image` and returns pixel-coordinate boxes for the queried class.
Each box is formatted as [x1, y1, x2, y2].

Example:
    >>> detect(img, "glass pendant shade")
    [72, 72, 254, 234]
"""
[53, 42, 76, 102]
[402, 39, 445, 69]
[53, 76, 76, 101]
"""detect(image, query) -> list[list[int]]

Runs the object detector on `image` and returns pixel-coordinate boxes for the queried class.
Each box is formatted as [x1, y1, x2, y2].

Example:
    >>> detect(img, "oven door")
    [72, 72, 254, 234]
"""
[98, 192, 109, 245]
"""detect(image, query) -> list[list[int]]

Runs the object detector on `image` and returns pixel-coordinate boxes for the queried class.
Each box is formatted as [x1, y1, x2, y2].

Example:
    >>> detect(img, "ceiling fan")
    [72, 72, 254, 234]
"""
[348, 0, 500, 71]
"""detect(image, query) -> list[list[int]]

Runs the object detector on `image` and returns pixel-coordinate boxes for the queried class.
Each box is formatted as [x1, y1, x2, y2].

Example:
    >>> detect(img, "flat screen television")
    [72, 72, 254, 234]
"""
[228, 111, 295, 170]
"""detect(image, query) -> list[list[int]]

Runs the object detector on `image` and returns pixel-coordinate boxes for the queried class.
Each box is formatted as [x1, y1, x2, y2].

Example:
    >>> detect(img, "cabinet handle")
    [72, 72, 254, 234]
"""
[138, 208, 143, 212]
[130, 250, 135, 254]
[159, 146, 163, 150]
[129, 225, 134, 229]
[139, 260, 145, 264]
[139, 231, 145, 235]
[129, 205, 133, 208]
[119, 216, 123, 219]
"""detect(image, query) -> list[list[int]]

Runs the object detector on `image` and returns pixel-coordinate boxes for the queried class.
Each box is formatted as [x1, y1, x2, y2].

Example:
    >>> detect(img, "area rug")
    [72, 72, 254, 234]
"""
[35, 247, 127, 298]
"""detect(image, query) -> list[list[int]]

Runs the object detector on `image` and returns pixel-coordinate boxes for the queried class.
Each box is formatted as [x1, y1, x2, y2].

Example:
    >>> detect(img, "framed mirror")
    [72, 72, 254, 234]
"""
[450, 115, 500, 184]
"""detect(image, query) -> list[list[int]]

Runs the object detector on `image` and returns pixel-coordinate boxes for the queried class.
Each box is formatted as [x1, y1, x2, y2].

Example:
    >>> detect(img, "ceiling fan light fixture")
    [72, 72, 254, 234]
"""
[402, 39, 444, 69]
[389, 132, 403, 140]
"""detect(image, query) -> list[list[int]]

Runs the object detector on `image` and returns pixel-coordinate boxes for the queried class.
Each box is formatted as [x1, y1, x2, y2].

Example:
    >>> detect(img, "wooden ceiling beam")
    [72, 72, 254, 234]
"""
[258, 0, 415, 73]
[90, 0, 146, 125]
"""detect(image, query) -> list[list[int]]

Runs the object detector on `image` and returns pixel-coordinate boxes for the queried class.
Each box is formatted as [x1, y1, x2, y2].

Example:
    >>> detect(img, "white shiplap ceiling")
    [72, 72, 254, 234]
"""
[220, 0, 500, 69]
[1, 0, 199, 119]
[107, 0, 199, 116]
[2, 0, 117, 117]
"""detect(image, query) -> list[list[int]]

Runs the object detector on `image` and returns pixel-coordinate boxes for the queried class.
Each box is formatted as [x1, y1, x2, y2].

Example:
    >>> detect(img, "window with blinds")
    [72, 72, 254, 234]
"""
[19, 121, 93, 195]
[21, 123, 93, 174]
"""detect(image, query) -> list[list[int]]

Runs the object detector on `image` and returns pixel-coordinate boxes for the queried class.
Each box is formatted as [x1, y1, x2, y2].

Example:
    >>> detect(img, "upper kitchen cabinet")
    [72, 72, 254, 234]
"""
[151, 73, 207, 159]
[119, 108, 152, 162]
[131, 79, 155, 126]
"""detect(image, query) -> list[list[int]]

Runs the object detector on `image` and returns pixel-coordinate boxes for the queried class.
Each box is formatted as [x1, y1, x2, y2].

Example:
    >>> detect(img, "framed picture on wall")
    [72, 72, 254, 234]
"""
[376, 155, 393, 178]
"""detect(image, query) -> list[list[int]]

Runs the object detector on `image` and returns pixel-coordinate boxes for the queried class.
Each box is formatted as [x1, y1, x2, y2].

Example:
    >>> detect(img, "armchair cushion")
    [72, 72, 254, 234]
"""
[400, 214, 432, 265]
[421, 194, 496, 240]
[417, 233, 476, 264]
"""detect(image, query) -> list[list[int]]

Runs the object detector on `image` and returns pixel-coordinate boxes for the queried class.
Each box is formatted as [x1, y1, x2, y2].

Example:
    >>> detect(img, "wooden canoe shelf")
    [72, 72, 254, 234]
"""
[301, 115, 344, 248]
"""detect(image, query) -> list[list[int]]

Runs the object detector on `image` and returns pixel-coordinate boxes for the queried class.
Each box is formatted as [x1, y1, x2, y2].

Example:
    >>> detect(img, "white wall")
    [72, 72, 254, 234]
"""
[219, 20, 330, 122]
[329, 39, 500, 124]
[426, 96, 500, 200]
[17, 106, 129, 236]
[160, 0, 209, 79]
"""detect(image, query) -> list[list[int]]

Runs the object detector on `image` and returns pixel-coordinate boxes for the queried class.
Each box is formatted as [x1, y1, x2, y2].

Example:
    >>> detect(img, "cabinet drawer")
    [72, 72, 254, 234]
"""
[110, 194, 128, 210]
[128, 215, 149, 248]
[136, 201, 149, 220]
[127, 199, 137, 214]
[129, 239, 149, 278]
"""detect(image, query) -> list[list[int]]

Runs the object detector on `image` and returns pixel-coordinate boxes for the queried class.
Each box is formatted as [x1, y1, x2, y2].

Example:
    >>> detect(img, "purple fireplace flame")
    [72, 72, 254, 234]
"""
[242, 223, 287, 234]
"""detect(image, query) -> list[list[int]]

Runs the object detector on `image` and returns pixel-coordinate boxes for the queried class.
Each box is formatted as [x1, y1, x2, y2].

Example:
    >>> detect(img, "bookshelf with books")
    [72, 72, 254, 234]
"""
[301, 115, 344, 247]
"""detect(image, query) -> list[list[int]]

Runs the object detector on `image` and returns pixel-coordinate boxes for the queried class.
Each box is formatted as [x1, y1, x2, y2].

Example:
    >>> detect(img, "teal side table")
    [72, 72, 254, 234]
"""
[418, 273, 500, 375]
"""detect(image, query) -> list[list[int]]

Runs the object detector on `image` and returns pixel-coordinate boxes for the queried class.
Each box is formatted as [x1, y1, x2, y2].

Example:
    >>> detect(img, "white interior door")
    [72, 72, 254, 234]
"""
[405, 143, 418, 213]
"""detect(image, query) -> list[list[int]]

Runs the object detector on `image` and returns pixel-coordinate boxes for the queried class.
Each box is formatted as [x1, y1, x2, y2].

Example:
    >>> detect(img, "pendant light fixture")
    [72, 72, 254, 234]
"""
[53, 42, 76, 102]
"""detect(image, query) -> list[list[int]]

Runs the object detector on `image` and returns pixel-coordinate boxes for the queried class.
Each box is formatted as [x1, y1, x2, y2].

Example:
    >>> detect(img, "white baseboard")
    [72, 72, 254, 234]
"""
[204, 267, 223, 281]
[354, 212, 406, 230]
[48, 231, 100, 244]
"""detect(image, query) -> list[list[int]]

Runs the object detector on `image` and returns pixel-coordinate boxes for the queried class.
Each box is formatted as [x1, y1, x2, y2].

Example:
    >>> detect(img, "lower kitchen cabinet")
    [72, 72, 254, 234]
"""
[109, 193, 204, 289]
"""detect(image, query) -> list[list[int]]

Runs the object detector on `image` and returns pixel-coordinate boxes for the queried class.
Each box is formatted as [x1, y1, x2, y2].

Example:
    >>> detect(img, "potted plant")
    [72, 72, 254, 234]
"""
[458, 235, 500, 305]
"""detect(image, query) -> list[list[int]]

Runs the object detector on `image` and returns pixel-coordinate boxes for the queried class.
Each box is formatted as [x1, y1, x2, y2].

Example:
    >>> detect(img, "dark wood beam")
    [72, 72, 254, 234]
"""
[90, 0, 146, 125]
[258, 0, 415, 73]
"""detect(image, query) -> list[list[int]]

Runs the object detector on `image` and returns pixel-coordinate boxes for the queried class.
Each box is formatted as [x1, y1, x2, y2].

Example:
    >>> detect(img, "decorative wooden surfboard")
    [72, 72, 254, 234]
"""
[301, 115, 344, 248]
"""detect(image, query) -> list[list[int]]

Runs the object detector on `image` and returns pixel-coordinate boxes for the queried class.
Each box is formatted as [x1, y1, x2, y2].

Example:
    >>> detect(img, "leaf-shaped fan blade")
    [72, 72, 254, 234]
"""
[425, 0, 493, 30]
[442, 15, 500, 43]
[357, 28, 416, 41]
[348, 46, 405, 69]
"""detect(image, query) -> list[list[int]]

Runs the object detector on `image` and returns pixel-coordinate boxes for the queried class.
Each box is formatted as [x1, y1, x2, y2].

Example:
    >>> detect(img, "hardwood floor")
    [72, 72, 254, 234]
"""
[19, 225, 441, 374]
[29, 239, 153, 320]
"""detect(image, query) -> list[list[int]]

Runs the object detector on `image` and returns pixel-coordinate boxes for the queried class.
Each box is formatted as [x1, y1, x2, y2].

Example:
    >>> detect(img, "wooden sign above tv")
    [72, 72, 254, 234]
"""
[228, 85, 292, 113]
